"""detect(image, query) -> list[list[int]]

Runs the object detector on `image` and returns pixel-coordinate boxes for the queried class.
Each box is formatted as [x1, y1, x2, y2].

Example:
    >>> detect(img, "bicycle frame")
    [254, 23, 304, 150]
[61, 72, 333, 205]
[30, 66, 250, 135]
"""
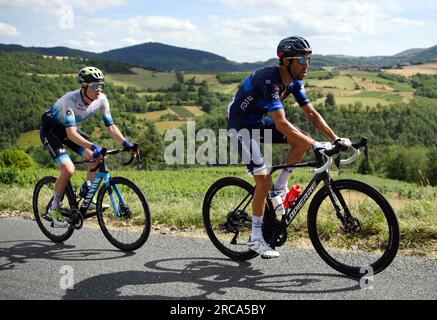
[64, 158, 128, 220]
[235, 148, 356, 232]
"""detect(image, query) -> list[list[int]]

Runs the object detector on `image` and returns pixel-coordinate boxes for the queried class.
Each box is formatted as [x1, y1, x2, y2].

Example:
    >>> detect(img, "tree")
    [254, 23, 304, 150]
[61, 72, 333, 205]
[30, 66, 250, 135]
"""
[0, 148, 36, 169]
[137, 121, 164, 168]
[325, 93, 335, 106]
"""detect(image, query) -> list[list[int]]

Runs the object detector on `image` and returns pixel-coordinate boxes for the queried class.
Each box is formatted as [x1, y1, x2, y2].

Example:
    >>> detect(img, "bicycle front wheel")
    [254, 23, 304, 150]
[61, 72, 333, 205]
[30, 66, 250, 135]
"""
[96, 177, 151, 251]
[308, 179, 400, 277]
[32, 176, 74, 243]
[203, 177, 258, 261]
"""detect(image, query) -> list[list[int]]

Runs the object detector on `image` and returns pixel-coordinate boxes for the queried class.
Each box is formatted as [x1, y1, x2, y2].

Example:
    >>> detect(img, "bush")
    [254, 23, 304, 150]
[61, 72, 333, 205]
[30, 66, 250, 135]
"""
[383, 147, 428, 183]
[0, 149, 36, 170]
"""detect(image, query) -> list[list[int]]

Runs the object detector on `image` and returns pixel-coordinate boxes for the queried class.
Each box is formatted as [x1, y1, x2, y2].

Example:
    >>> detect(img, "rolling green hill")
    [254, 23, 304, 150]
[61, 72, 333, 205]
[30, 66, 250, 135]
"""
[2, 42, 436, 72]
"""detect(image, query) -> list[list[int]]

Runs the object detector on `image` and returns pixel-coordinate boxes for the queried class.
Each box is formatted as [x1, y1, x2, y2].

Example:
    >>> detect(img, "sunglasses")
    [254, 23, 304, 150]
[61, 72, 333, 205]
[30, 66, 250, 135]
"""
[88, 82, 105, 91]
[286, 55, 311, 65]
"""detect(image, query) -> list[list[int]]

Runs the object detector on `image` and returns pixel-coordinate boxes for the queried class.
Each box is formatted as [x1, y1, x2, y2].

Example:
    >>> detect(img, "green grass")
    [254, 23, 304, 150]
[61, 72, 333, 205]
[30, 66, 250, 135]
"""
[17, 130, 40, 149]
[135, 109, 176, 121]
[169, 106, 196, 119]
[106, 67, 178, 90]
[1, 166, 436, 256]
[309, 76, 357, 90]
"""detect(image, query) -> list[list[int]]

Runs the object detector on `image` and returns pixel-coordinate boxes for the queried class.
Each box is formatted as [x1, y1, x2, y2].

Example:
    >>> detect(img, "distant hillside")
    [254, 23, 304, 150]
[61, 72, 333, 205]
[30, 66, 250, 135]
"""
[1, 42, 436, 72]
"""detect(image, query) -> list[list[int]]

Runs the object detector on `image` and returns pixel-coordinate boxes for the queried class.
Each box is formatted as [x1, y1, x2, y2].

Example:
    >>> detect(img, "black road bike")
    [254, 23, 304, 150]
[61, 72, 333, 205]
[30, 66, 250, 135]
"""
[203, 138, 400, 277]
[33, 146, 151, 251]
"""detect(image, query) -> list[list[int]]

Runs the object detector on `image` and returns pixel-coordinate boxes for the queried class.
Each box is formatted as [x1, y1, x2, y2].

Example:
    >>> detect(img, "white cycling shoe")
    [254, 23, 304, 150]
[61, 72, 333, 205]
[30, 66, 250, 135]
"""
[47, 208, 70, 228]
[247, 237, 280, 259]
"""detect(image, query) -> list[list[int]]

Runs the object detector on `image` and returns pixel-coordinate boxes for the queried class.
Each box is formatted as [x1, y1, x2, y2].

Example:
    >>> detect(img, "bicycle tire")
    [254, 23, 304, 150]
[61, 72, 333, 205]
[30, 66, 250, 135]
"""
[32, 176, 75, 243]
[307, 179, 400, 278]
[96, 177, 151, 251]
[203, 177, 258, 261]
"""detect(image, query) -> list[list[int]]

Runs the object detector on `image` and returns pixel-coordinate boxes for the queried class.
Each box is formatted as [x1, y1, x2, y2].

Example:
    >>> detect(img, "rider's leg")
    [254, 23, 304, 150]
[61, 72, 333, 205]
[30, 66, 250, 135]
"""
[52, 159, 75, 210]
[249, 172, 280, 258]
[82, 148, 96, 183]
[274, 130, 312, 192]
[252, 173, 273, 240]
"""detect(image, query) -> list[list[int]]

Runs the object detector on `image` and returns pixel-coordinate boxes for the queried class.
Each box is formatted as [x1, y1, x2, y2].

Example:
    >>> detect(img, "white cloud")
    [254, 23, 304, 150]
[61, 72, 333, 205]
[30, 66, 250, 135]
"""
[215, 0, 425, 35]
[0, 0, 126, 13]
[0, 22, 20, 36]
[92, 15, 205, 48]
[206, 0, 429, 61]
[0, 0, 126, 31]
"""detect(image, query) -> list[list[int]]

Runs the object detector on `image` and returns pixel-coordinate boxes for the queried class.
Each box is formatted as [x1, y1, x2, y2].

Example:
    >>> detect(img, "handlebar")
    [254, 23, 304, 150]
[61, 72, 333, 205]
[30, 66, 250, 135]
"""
[310, 137, 368, 174]
[73, 144, 141, 169]
[102, 143, 140, 166]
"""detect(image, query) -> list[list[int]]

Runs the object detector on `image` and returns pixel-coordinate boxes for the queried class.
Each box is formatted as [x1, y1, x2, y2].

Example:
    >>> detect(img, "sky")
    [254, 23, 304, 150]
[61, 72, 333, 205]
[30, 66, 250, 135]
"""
[0, 0, 436, 63]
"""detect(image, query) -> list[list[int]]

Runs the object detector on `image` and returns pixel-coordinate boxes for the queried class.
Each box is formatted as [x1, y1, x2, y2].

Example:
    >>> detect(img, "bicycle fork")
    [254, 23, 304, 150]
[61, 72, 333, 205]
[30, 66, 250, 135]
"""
[104, 176, 130, 218]
[325, 178, 361, 234]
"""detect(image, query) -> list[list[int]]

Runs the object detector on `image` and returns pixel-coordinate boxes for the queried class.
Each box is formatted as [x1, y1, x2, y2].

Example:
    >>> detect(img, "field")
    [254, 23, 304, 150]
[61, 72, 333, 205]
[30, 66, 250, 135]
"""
[184, 73, 240, 94]
[135, 109, 177, 121]
[16, 130, 40, 148]
[106, 67, 178, 90]
[1, 166, 436, 256]
[307, 69, 416, 107]
[387, 62, 437, 77]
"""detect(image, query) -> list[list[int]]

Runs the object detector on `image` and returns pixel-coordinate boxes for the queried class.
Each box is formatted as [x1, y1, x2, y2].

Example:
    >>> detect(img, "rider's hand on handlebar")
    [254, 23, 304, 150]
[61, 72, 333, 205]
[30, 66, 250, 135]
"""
[122, 140, 137, 157]
[91, 143, 104, 159]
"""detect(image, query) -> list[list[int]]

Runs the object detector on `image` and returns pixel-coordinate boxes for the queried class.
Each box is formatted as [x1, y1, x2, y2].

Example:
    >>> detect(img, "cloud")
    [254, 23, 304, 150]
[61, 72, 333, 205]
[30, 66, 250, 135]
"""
[0, 0, 126, 31]
[93, 15, 205, 48]
[206, 0, 428, 60]
[0, 22, 20, 36]
[0, 0, 126, 13]
[215, 0, 425, 36]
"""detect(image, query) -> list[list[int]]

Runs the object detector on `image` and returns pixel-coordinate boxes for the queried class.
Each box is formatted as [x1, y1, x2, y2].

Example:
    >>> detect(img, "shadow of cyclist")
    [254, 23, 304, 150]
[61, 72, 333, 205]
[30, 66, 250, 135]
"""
[62, 257, 359, 300]
[0, 240, 135, 271]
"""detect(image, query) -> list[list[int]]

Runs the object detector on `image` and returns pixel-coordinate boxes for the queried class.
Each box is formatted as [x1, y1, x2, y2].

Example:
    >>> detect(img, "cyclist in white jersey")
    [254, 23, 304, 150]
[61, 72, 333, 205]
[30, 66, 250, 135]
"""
[40, 67, 136, 227]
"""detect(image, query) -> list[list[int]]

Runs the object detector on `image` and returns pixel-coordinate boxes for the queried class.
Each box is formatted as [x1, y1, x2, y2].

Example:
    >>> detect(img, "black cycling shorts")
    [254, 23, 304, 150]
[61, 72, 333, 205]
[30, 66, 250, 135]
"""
[40, 112, 92, 167]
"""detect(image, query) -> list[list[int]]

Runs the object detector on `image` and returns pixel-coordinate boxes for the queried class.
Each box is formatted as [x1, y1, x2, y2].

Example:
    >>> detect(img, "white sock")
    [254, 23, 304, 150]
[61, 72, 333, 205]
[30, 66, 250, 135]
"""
[251, 215, 263, 241]
[274, 168, 293, 190]
[50, 192, 64, 211]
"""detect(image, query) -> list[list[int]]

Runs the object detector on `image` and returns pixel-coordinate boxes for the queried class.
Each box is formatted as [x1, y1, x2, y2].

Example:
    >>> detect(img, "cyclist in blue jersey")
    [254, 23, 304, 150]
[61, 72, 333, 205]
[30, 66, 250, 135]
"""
[40, 67, 136, 227]
[227, 36, 351, 258]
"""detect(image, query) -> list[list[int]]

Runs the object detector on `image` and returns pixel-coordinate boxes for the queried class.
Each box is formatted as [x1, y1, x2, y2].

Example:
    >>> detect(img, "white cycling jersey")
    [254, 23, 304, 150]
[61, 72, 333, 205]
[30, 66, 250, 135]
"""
[47, 89, 114, 128]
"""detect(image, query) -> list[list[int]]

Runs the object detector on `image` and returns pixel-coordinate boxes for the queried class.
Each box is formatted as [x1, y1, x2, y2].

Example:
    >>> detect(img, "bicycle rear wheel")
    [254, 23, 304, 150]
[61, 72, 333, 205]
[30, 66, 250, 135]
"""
[203, 177, 258, 261]
[96, 177, 151, 251]
[32, 176, 74, 243]
[308, 179, 400, 277]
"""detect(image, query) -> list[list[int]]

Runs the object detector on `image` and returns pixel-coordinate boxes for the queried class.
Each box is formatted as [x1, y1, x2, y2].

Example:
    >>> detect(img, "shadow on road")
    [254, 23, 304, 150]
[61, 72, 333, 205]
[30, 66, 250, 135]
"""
[0, 240, 135, 271]
[62, 257, 360, 300]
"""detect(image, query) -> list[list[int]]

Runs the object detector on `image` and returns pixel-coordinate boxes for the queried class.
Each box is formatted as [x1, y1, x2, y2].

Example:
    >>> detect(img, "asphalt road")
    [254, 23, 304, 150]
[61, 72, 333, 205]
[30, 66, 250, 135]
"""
[1, 217, 436, 300]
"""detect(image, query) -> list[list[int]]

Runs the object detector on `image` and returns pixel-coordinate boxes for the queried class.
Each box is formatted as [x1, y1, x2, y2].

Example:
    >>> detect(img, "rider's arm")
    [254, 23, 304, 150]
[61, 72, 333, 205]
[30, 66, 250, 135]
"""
[271, 109, 315, 148]
[302, 103, 337, 141]
[66, 126, 94, 149]
[106, 124, 127, 145]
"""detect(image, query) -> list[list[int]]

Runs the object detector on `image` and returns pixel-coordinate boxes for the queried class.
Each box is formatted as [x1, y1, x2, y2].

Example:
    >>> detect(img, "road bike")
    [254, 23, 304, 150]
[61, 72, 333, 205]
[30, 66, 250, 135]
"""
[33, 146, 151, 251]
[203, 137, 400, 277]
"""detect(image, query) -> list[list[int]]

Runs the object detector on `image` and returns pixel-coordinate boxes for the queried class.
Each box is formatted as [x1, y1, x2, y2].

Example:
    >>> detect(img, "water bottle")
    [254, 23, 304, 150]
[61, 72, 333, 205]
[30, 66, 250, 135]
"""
[270, 190, 286, 219]
[283, 185, 303, 208]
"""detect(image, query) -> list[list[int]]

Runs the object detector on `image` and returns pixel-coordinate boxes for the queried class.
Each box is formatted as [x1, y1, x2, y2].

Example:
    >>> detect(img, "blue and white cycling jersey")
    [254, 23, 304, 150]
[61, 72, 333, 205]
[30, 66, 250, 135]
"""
[46, 89, 114, 128]
[227, 66, 310, 129]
